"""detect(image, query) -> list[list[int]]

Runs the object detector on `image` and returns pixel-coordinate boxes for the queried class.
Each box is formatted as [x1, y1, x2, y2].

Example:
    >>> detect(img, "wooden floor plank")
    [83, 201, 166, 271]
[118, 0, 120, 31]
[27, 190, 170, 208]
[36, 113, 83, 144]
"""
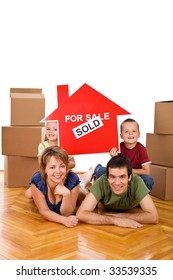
[0, 172, 173, 260]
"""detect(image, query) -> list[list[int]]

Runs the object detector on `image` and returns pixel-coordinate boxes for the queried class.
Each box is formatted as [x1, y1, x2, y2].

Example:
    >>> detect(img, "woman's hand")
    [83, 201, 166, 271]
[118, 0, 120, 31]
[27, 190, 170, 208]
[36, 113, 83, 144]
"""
[54, 184, 70, 197]
[63, 215, 79, 227]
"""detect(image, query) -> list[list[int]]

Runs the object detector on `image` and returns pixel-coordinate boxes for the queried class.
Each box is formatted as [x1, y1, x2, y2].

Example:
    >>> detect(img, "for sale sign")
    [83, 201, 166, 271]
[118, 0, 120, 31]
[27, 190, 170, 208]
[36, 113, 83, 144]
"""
[42, 83, 130, 154]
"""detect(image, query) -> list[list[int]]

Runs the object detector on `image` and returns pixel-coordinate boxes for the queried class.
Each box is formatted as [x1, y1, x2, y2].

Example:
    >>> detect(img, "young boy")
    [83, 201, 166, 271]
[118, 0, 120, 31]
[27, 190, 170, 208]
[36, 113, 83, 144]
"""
[93, 118, 154, 191]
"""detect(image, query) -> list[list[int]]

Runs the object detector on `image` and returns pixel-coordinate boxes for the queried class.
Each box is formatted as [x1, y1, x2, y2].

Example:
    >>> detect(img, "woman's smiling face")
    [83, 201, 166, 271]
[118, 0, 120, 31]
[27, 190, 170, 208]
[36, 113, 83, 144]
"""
[45, 156, 67, 185]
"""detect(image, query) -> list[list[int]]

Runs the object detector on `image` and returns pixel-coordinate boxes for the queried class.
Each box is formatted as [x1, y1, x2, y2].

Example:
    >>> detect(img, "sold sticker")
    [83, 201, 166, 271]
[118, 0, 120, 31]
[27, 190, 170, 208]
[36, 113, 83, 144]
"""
[72, 116, 104, 139]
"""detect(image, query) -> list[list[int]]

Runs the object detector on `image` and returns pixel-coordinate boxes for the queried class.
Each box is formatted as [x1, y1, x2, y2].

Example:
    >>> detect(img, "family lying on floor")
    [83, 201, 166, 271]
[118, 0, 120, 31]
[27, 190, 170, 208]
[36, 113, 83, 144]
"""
[25, 118, 159, 228]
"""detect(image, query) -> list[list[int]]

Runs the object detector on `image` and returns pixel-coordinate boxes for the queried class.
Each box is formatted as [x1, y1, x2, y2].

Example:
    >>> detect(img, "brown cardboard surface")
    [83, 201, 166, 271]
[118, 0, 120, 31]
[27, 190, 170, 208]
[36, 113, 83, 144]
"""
[150, 164, 173, 200]
[154, 101, 173, 134]
[4, 156, 39, 187]
[10, 91, 45, 126]
[146, 133, 173, 167]
[10, 88, 42, 94]
[2, 126, 45, 157]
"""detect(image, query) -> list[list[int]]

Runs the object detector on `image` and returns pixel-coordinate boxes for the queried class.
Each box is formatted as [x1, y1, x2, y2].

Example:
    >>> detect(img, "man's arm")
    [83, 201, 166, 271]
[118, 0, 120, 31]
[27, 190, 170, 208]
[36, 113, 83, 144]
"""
[76, 192, 143, 228]
[106, 194, 159, 224]
[139, 194, 159, 223]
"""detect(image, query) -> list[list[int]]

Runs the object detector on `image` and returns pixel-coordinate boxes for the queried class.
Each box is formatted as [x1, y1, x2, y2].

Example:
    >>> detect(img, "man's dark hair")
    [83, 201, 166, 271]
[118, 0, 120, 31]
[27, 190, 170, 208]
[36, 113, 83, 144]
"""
[106, 155, 132, 178]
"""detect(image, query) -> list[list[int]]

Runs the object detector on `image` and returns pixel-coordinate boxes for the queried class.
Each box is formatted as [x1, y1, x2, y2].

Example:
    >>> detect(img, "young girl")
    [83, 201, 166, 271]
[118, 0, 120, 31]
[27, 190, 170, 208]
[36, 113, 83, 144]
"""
[37, 121, 76, 168]
[29, 146, 79, 227]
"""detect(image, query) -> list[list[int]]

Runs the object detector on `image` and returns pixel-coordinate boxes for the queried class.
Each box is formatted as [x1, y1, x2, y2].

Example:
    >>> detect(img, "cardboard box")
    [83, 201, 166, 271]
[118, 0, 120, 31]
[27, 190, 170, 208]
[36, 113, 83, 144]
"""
[146, 133, 173, 167]
[154, 101, 173, 134]
[10, 88, 45, 126]
[150, 164, 173, 200]
[4, 155, 39, 187]
[2, 126, 45, 157]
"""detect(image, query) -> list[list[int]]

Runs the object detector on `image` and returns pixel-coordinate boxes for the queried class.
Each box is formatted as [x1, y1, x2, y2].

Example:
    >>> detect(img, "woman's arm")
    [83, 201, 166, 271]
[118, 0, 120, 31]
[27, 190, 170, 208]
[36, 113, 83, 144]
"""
[31, 184, 78, 227]
[54, 184, 80, 216]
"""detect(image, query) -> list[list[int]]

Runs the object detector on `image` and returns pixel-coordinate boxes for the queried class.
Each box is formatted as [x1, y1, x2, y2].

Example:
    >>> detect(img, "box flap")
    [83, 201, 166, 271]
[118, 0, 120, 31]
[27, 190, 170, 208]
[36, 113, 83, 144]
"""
[156, 100, 173, 103]
[10, 88, 42, 95]
[10, 93, 44, 99]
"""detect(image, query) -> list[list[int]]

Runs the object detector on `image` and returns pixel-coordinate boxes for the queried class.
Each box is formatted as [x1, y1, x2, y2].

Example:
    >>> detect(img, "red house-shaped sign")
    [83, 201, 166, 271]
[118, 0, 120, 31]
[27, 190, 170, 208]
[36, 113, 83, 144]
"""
[43, 83, 130, 154]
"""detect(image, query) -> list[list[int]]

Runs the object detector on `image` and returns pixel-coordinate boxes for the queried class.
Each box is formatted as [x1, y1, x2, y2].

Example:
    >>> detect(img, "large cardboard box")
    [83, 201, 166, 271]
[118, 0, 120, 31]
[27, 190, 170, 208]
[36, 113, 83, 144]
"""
[154, 101, 173, 134]
[150, 164, 173, 200]
[4, 155, 39, 187]
[146, 133, 173, 167]
[2, 126, 45, 157]
[10, 88, 45, 126]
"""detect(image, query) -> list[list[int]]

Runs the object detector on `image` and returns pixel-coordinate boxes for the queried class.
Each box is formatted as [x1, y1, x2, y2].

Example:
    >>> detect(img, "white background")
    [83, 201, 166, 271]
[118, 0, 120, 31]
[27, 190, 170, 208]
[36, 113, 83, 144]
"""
[0, 260, 172, 280]
[0, 0, 173, 171]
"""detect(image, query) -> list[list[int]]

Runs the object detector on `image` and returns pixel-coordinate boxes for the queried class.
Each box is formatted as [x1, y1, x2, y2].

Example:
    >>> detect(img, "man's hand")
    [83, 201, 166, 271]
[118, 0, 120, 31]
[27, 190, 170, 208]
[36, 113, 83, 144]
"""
[113, 216, 143, 228]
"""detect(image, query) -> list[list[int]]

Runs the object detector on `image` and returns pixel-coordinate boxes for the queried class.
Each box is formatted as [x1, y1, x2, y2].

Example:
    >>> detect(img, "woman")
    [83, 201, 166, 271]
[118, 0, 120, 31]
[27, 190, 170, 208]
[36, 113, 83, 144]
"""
[25, 121, 92, 198]
[29, 146, 80, 227]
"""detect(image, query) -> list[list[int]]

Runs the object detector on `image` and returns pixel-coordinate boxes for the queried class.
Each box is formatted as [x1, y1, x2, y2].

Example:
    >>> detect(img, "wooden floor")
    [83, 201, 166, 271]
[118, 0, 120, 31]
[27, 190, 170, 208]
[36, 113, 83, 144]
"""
[0, 171, 173, 260]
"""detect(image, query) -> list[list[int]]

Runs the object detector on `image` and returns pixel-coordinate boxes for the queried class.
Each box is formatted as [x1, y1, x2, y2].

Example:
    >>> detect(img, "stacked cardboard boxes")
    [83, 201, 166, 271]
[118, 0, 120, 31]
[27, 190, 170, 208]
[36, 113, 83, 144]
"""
[146, 101, 173, 200]
[2, 88, 45, 187]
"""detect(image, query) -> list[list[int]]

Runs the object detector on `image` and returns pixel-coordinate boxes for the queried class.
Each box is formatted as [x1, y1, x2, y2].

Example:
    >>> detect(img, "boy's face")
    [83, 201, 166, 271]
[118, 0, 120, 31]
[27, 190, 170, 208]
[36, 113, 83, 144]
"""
[108, 167, 131, 195]
[120, 121, 140, 144]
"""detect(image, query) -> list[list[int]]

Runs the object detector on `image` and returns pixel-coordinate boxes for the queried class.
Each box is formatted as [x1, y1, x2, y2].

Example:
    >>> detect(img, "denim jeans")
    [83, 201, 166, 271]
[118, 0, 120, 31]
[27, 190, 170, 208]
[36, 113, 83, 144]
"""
[93, 165, 106, 179]
[138, 174, 154, 192]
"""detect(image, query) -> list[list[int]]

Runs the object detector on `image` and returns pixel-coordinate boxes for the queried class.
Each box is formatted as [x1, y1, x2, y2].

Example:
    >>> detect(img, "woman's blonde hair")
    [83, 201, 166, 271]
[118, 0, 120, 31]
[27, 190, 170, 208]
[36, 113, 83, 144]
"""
[40, 146, 69, 182]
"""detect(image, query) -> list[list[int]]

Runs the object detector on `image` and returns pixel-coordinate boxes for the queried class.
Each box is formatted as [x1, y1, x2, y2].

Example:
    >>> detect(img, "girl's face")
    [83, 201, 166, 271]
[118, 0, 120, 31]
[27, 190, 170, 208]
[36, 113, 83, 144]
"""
[120, 121, 140, 144]
[45, 122, 58, 142]
[45, 156, 67, 185]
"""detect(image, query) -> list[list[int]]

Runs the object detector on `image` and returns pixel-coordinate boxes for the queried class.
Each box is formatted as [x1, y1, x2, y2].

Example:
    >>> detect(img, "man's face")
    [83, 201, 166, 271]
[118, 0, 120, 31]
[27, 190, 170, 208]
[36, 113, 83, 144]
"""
[108, 167, 131, 195]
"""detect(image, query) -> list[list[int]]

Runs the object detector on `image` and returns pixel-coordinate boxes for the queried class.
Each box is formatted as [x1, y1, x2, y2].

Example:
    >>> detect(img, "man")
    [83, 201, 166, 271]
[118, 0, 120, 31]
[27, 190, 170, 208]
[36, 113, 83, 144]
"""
[77, 155, 159, 228]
